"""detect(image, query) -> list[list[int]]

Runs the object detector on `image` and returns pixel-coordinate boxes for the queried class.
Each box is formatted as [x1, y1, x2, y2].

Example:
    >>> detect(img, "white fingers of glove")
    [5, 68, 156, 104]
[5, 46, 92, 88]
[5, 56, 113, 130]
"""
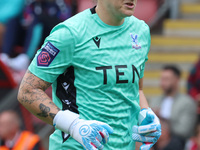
[132, 133, 156, 143]
[69, 119, 113, 150]
[132, 124, 160, 143]
[132, 124, 159, 134]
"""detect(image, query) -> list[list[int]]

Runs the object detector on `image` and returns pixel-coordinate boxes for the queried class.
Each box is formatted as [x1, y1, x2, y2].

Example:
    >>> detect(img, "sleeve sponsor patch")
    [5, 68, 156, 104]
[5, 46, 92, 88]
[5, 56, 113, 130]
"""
[37, 42, 60, 67]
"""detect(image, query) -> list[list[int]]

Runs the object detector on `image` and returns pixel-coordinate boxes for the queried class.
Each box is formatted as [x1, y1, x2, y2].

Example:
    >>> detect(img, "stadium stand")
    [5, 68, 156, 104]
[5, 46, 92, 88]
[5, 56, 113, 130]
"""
[0, 0, 77, 148]
[143, 0, 200, 98]
[78, 0, 95, 12]
[0, 60, 17, 97]
[134, 0, 158, 23]
[0, 60, 51, 147]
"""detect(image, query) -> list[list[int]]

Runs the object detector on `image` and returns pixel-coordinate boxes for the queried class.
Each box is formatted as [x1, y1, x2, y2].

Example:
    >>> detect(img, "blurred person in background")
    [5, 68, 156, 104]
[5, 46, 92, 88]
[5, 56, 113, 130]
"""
[187, 55, 200, 122]
[154, 118, 184, 150]
[0, 0, 24, 48]
[0, 110, 42, 150]
[185, 123, 200, 150]
[0, 0, 77, 71]
[150, 65, 197, 146]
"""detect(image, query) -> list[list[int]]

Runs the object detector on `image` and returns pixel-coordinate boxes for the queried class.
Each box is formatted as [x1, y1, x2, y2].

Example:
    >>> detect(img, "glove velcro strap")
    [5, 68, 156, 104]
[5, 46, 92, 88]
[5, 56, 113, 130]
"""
[53, 110, 79, 133]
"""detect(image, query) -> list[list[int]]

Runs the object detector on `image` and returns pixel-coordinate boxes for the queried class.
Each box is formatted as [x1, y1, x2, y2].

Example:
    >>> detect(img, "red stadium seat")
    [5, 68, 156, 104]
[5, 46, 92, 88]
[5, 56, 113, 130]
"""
[134, 0, 158, 23]
[78, 0, 95, 12]
[0, 60, 17, 88]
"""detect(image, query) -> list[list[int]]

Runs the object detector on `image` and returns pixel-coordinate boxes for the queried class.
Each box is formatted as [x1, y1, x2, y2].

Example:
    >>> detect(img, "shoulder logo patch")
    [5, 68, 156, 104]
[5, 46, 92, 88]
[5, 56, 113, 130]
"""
[130, 33, 141, 50]
[93, 36, 101, 48]
[37, 42, 60, 67]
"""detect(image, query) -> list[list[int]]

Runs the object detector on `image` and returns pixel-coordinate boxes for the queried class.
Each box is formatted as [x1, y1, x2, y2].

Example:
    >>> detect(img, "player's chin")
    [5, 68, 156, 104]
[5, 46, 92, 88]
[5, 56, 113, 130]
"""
[121, 8, 135, 17]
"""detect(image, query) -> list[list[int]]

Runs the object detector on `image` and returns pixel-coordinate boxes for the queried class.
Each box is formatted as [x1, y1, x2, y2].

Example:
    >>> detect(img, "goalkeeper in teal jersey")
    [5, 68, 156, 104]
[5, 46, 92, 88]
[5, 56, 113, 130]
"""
[18, 0, 161, 150]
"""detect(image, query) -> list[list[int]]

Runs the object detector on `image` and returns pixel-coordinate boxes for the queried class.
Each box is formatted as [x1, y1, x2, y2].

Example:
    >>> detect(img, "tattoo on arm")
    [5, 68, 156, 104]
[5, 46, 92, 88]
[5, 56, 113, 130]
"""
[18, 70, 60, 124]
[37, 103, 57, 119]
[37, 103, 50, 118]
[19, 70, 52, 104]
[49, 113, 56, 119]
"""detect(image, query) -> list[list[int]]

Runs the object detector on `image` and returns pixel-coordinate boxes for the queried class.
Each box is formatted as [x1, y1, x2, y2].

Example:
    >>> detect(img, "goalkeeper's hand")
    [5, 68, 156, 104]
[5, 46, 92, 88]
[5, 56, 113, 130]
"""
[132, 108, 161, 150]
[53, 110, 113, 150]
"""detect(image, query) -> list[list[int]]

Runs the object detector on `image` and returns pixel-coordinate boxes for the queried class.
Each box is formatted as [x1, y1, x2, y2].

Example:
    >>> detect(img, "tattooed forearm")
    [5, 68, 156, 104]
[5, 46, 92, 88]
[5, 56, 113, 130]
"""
[49, 113, 56, 119]
[18, 70, 52, 104]
[18, 70, 60, 125]
[37, 104, 56, 119]
[37, 103, 50, 117]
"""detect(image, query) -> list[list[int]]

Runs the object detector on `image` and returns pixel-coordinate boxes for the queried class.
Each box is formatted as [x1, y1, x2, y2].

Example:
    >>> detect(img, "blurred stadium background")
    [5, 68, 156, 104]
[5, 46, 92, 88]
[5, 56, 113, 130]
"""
[0, 0, 200, 149]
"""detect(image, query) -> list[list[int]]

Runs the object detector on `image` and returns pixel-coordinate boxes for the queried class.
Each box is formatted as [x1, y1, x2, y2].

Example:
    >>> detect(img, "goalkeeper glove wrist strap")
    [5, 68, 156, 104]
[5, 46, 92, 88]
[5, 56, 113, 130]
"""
[53, 110, 79, 133]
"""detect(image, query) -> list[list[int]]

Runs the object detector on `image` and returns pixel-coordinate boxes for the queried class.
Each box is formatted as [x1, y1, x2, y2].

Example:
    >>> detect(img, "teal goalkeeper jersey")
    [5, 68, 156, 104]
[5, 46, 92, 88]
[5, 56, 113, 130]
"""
[29, 7, 151, 150]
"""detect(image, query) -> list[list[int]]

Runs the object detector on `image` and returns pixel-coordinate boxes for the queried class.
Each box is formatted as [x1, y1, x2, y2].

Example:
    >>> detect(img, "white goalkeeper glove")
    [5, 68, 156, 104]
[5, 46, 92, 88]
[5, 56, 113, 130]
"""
[53, 110, 113, 150]
[132, 108, 161, 150]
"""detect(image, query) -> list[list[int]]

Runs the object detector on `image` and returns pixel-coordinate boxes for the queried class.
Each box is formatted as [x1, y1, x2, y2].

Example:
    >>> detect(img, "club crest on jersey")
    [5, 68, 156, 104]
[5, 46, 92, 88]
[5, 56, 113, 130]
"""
[37, 42, 60, 67]
[130, 33, 141, 50]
